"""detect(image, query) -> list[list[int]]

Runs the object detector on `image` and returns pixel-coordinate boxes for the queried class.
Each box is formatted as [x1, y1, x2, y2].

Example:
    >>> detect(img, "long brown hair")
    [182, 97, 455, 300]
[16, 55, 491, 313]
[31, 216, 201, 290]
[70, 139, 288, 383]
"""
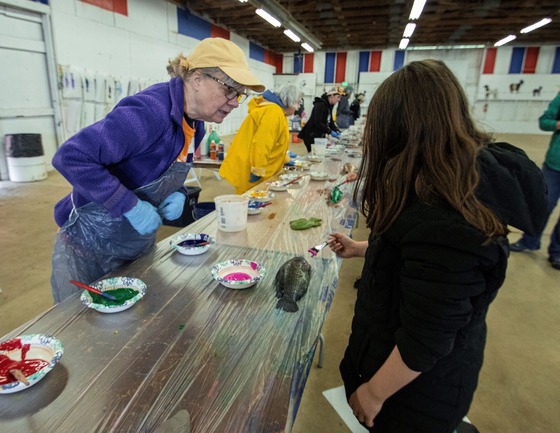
[355, 59, 506, 239]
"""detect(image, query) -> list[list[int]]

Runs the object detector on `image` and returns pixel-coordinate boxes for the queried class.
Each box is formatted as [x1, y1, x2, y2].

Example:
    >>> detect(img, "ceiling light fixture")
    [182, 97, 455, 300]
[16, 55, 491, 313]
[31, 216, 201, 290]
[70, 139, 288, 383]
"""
[494, 34, 516, 47]
[520, 18, 552, 34]
[283, 29, 301, 42]
[301, 42, 314, 53]
[409, 0, 426, 20]
[257, 0, 322, 51]
[238, 0, 248, 3]
[407, 44, 485, 50]
[255, 8, 281, 27]
[399, 38, 410, 49]
[403, 23, 416, 38]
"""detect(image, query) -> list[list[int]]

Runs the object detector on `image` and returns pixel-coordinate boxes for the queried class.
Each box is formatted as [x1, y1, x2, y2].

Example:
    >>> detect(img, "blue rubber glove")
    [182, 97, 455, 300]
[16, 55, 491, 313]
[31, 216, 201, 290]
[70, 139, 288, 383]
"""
[123, 199, 162, 235]
[288, 151, 297, 158]
[285, 160, 295, 167]
[249, 173, 261, 183]
[158, 191, 186, 221]
[330, 131, 340, 138]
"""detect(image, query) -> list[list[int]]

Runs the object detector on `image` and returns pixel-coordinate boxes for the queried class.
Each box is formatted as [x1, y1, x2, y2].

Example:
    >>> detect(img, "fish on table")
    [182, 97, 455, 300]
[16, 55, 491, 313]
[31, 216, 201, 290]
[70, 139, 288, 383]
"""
[274, 256, 311, 312]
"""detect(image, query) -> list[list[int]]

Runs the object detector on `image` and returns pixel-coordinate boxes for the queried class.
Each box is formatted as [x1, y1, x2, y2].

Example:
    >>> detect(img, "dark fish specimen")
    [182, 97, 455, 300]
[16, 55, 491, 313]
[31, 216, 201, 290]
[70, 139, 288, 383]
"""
[274, 256, 311, 312]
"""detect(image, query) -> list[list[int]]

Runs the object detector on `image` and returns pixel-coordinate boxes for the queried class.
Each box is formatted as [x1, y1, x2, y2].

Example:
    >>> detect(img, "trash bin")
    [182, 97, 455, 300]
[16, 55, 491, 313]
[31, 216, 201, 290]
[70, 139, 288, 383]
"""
[4, 134, 47, 182]
[193, 202, 216, 220]
[162, 186, 201, 227]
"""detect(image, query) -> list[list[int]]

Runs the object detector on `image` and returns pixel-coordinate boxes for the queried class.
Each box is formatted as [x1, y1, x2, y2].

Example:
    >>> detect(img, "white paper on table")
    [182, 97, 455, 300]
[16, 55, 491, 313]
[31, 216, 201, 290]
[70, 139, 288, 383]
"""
[322, 386, 368, 433]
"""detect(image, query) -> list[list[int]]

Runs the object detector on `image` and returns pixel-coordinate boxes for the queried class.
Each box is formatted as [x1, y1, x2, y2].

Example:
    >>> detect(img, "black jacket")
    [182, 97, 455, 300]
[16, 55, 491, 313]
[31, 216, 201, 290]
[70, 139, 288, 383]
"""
[297, 94, 339, 146]
[340, 142, 547, 433]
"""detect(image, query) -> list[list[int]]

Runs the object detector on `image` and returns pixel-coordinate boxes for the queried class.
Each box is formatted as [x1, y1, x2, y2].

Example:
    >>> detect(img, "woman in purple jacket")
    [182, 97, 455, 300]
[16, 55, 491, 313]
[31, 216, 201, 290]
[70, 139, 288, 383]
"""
[50, 38, 264, 303]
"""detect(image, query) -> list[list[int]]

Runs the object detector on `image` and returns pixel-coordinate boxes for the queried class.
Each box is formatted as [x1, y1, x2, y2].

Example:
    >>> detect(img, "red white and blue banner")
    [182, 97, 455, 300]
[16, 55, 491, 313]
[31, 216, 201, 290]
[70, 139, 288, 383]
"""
[324, 52, 347, 83]
[81, 0, 128, 16]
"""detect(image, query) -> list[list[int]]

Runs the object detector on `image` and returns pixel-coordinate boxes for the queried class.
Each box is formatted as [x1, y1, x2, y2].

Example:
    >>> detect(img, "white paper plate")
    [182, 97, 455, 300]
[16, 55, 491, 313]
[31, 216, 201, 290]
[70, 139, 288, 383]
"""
[268, 181, 288, 192]
[170, 232, 215, 255]
[0, 334, 64, 394]
[244, 190, 274, 203]
[310, 171, 329, 181]
[80, 277, 147, 313]
[211, 260, 266, 289]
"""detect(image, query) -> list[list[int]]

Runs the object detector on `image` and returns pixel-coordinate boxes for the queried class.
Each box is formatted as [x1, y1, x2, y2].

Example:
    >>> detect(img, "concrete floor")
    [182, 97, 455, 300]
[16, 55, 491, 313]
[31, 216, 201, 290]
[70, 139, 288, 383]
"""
[0, 134, 558, 432]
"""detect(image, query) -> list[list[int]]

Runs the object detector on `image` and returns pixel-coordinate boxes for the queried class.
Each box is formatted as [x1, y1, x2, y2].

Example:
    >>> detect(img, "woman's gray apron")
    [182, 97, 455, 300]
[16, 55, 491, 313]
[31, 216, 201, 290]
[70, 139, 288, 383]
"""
[51, 162, 190, 303]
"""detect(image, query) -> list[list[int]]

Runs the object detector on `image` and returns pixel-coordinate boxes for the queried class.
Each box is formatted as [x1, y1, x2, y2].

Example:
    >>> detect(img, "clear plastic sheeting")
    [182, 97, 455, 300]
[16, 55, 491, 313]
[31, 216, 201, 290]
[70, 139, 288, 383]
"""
[0, 146, 361, 433]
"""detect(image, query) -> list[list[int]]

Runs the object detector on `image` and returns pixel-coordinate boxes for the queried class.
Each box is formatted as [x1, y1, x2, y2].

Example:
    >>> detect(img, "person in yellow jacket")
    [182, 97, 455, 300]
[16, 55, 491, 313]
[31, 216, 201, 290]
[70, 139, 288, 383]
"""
[219, 83, 302, 194]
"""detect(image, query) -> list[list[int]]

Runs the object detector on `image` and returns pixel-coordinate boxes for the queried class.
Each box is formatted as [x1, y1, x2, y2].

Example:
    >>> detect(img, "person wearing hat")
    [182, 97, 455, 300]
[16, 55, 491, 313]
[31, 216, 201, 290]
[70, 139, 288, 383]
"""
[50, 37, 265, 303]
[219, 83, 302, 194]
[350, 93, 366, 121]
[336, 85, 354, 129]
[297, 87, 342, 153]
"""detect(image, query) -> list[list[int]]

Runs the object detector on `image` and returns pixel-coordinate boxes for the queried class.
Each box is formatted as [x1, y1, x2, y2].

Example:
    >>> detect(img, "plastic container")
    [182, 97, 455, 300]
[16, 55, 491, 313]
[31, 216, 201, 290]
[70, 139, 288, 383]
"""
[4, 134, 47, 182]
[193, 202, 216, 220]
[209, 140, 217, 160]
[214, 194, 249, 232]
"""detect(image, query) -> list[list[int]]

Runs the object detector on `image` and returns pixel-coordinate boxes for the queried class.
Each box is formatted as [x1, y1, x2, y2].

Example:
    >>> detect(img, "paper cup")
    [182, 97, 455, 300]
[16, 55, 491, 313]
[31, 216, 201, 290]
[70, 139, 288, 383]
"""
[214, 195, 249, 232]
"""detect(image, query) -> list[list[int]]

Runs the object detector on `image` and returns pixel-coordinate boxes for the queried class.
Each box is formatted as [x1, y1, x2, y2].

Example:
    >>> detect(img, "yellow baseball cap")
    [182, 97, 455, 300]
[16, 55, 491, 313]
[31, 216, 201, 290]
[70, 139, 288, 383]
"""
[183, 38, 265, 93]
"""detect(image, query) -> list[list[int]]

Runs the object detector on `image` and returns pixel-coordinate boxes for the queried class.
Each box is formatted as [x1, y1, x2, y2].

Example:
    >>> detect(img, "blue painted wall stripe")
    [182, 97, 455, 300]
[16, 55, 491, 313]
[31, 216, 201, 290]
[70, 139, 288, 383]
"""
[177, 9, 210, 40]
[358, 51, 370, 74]
[294, 53, 303, 74]
[552, 47, 560, 74]
[324, 52, 336, 83]
[509, 47, 525, 74]
[393, 50, 405, 70]
[249, 42, 264, 62]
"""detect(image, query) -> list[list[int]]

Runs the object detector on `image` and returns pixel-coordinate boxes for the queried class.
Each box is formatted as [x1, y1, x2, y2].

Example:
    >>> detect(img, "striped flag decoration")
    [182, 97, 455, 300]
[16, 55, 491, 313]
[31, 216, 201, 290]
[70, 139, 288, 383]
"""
[177, 9, 229, 40]
[324, 52, 347, 84]
[508, 47, 540, 74]
[82, 0, 128, 15]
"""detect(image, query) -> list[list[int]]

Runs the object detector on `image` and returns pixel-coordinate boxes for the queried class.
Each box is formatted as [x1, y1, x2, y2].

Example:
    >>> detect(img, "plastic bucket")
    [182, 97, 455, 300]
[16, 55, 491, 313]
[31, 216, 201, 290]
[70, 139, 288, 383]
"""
[193, 202, 216, 220]
[311, 143, 326, 156]
[4, 134, 47, 182]
[214, 194, 249, 232]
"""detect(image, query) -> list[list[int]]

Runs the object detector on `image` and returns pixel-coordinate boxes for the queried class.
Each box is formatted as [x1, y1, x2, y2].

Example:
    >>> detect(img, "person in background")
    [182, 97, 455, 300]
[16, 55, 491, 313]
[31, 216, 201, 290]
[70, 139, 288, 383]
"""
[509, 93, 560, 270]
[50, 37, 264, 303]
[331, 59, 547, 433]
[297, 86, 343, 152]
[219, 83, 302, 194]
[350, 93, 365, 122]
[336, 85, 354, 129]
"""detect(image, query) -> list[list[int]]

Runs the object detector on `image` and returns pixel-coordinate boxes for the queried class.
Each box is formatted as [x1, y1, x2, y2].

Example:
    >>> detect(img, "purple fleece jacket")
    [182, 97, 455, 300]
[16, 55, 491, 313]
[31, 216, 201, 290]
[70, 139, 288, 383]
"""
[53, 77, 203, 227]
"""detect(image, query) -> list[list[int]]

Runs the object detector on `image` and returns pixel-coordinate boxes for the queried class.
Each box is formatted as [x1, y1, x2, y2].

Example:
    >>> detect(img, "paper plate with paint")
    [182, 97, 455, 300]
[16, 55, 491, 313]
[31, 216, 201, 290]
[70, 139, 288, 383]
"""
[279, 173, 301, 182]
[171, 232, 215, 255]
[268, 181, 288, 192]
[310, 171, 329, 181]
[211, 260, 267, 289]
[81, 276, 147, 313]
[0, 334, 64, 394]
[307, 155, 323, 163]
[244, 190, 273, 203]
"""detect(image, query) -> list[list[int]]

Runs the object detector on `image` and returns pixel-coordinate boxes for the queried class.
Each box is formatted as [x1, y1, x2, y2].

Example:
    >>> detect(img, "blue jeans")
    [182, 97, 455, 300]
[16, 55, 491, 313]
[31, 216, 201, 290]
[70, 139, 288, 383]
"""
[517, 163, 560, 258]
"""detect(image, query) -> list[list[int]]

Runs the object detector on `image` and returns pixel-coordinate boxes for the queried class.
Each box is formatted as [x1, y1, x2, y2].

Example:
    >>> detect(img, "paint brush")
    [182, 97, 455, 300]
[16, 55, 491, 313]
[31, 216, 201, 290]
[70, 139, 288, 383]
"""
[281, 175, 303, 187]
[70, 280, 117, 301]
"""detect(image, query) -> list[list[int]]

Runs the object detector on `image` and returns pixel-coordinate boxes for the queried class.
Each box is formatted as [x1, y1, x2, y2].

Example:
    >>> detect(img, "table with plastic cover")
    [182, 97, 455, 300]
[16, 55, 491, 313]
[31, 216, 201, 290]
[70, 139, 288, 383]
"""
[0, 147, 362, 433]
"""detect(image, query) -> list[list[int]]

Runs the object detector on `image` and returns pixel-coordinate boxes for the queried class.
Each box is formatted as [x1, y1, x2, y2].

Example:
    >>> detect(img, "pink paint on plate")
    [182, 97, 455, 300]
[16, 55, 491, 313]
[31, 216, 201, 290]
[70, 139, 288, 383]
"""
[223, 272, 252, 281]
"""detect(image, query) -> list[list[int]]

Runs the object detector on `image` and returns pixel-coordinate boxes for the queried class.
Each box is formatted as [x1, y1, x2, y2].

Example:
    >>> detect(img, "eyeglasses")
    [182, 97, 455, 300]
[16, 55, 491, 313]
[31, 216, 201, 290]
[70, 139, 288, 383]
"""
[203, 73, 248, 103]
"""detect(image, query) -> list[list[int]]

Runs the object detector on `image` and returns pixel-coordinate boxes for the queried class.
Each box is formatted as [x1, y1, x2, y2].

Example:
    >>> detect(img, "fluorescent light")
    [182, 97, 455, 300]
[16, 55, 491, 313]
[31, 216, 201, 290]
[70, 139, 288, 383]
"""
[494, 34, 516, 47]
[399, 38, 410, 49]
[283, 29, 301, 42]
[403, 23, 416, 38]
[520, 18, 552, 34]
[409, 0, 426, 20]
[301, 42, 314, 53]
[238, 0, 248, 3]
[256, 8, 281, 27]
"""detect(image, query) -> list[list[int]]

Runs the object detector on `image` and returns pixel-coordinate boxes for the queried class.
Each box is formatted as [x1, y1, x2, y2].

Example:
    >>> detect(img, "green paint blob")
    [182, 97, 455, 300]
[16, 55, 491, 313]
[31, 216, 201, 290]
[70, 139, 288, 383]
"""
[90, 288, 137, 306]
